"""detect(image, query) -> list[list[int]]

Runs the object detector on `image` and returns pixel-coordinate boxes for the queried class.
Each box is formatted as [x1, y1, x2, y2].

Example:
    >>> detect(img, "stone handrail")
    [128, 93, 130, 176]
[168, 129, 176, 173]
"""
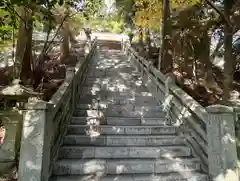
[122, 40, 239, 181]
[18, 38, 98, 181]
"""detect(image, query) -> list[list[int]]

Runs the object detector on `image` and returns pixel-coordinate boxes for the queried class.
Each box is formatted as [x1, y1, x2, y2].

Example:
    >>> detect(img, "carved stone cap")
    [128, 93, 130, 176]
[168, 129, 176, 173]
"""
[206, 104, 234, 113]
[27, 98, 49, 110]
[165, 73, 175, 84]
[66, 67, 76, 78]
[66, 67, 75, 72]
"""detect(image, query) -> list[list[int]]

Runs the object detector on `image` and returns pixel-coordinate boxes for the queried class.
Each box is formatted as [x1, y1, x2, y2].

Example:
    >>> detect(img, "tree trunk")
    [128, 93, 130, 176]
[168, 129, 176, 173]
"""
[158, 0, 173, 73]
[61, 19, 70, 59]
[20, 15, 33, 84]
[139, 27, 144, 46]
[203, 31, 217, 89]
[15, 7, 31, 79]
[146, 29, 152, 57]
[183, 35, 194, 78]
[222, 0, 235, 103]
[69, 29, 77, 43]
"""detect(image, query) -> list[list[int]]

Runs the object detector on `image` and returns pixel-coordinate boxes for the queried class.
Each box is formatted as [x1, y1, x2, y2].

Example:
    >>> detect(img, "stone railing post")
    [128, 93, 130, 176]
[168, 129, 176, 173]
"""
[66, 67, 76, 110]
[121, 37, 124, 51]
[0, 109, 23, 174]
[122, 37, 129, 54]
[206, 105, 239, 181]
[18, 99, 52, 181]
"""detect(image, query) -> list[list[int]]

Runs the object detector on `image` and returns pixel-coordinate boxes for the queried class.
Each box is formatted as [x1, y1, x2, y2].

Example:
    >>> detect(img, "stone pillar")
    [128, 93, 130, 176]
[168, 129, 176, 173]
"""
[206, 104, 239, 181]
[18, 99, 52, 181]
[0, 110, 23, 173]
[84, 40, 91, 57]
[66, 67, 75, 111]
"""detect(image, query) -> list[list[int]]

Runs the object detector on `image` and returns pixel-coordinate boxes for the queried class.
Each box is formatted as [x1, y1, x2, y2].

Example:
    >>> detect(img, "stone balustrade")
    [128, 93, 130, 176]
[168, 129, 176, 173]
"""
[17, 38, 97, 181]
[0, 95, 29, 175]
[122, 40, 239, 181]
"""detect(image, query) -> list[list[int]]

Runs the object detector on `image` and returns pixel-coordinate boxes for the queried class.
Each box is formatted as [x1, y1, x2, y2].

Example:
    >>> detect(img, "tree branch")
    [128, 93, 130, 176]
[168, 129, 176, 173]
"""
[203, 0, 232, 28]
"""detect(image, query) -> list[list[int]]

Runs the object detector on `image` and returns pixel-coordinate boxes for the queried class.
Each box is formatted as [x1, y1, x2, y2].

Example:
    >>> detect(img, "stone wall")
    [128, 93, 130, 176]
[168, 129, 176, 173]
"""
[17, 39, 98, 181]
[123, 40, 239, 181]
[0, 95, 29, 176]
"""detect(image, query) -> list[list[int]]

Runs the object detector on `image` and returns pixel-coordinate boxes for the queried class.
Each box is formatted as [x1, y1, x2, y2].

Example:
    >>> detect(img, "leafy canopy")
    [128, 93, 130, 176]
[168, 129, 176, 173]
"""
[132, 0, 200, 31]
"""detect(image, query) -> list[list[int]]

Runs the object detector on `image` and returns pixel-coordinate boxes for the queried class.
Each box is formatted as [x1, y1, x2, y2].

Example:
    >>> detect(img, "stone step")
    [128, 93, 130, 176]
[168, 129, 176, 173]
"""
[83, 79, 138, 87]
[85, 72, 142, 81]
[51, 172, 209, 181]
[76, 102, 161, 108]
[82, 83, 148, 91]
[76, 102, 161, 110]
[87, 69, 106, 77]
[58, 146, 191, 159]
[63, 135, 185, 146]
[78, 95, 159, 106]
[67, 125, 176, 135]
[73, 109, 166, 118]
[73, 109, 104, 117]
[80, 88, 153, 98]
[71, 117, 168, 126]
[53, 158, 201, 175]
[106, 107, 165, 118]
[99, 67, 134, 74]
[77, 104, 163, 111]
[86, 71, 141, 80]
[85, 72, 137, 80]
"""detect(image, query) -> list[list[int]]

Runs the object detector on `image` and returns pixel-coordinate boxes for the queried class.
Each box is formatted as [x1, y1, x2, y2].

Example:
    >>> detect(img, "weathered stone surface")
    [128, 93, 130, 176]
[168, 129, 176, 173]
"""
[206, 105, 239, 181]
[155, 158, 201, 173]
[105, 117, 167, 125]
[59, 146, 191, 158]
[67, 125, 177, 135]
[0, 111, 22, 173]
[51, 175, 135, 181]
[74, 109, 105, 117]
[50, 46, 209, 181]
[58, 147, 95, 159]
[18, 100, 50, 181]
[106, 159, 155, 174]
[51, 173, 209, 181]
[63, 135, 106, 145]
[105, 135, 185, 146]
[95, 147, 130, 158]
[53, 158, 201, 175]
[71, 117, 107, 125]
[87, 69, 106, 77]
[71, 117, 87, 124]
[63, 135, 185, 146]
[68, 125, 125, 135]
[53, 159, 106, 175]
[141, 118, 168, 125]
[127, 146, 190, 158]
[133, 173, 209, 181]
[73, 112, 167, 123]
[106, 117, 142, 125]
[105, 107, 165, 118]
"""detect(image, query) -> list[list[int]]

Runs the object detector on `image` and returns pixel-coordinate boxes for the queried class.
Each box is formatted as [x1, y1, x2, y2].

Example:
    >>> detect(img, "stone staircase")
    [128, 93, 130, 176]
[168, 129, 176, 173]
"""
[51, 49, 209, 181]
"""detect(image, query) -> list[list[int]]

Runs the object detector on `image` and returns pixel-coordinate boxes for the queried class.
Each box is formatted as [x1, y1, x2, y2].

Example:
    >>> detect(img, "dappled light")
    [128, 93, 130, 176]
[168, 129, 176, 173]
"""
[0, 125, 5, 145]
[126, 33, 240, 180]
[47, 45, 212, 181]
[1, 0, 239, 179]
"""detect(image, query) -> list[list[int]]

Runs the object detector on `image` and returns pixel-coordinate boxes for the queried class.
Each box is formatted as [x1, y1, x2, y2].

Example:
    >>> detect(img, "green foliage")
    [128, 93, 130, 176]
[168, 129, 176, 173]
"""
[0, 0, 81, 40]
[0, 8, 16, 42]
[83, 0, 104, 19]
[91, 15, 125, 33]
[70, 12, 86, 34]
[132, 0, 201, 31]
[116, 0, 134, 13]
